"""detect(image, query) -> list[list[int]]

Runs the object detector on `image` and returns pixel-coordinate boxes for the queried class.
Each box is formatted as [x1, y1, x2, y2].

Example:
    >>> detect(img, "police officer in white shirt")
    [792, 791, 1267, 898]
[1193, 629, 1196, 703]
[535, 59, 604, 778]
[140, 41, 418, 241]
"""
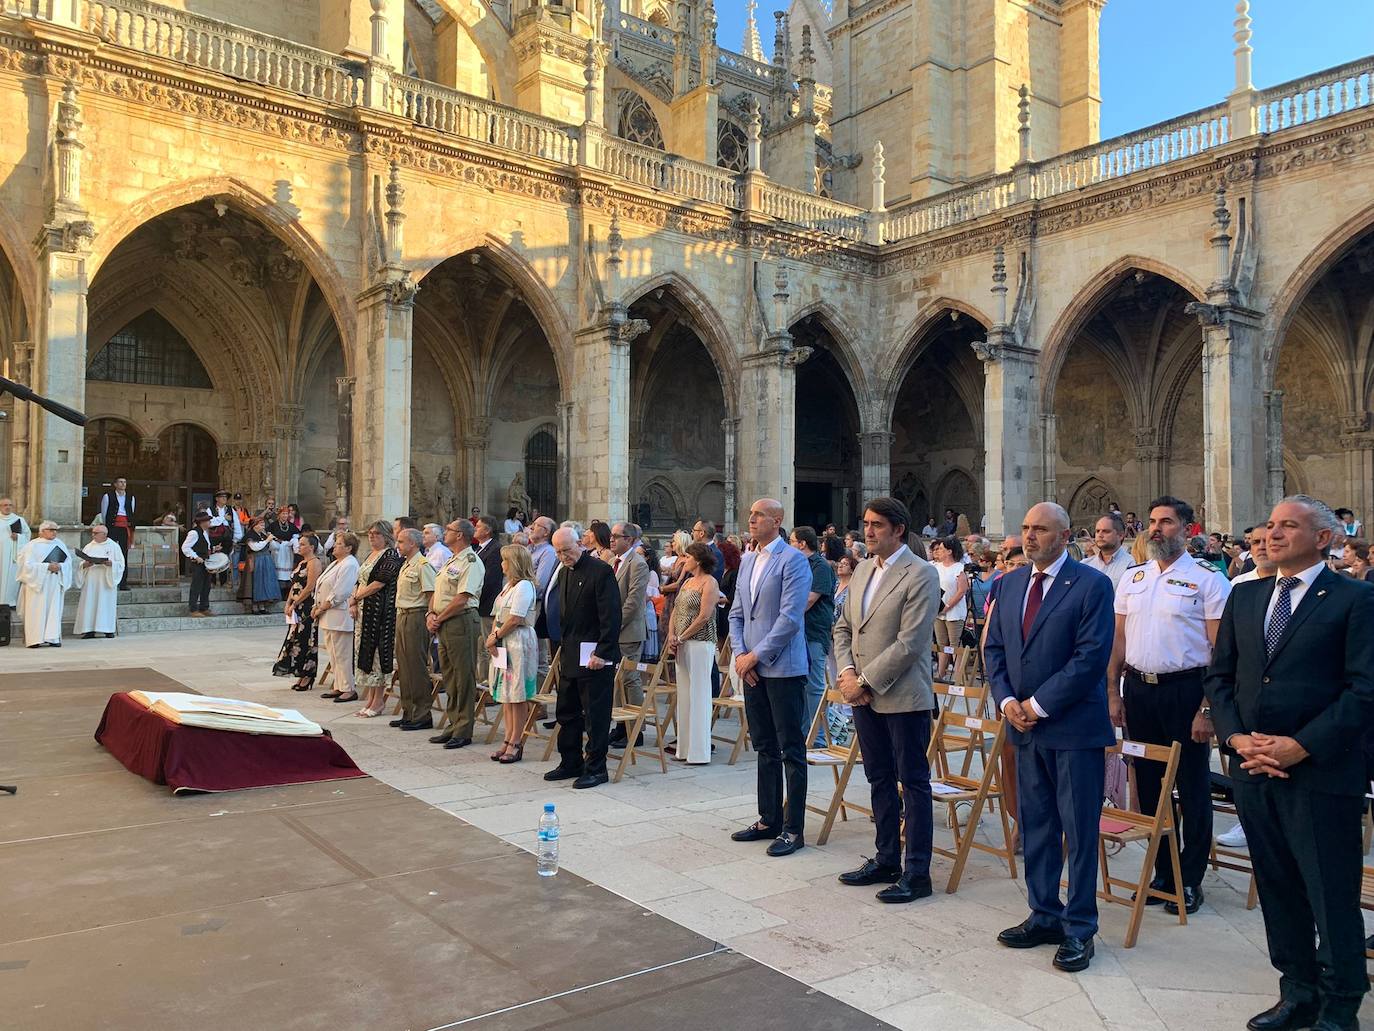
[1107, 495, 1230, 915]
[1082, 512, 1133, 589]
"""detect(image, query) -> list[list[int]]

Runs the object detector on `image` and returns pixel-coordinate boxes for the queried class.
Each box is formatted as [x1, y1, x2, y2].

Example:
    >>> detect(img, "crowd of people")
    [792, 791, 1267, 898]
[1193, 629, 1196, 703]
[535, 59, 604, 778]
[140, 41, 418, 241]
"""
[3, 477, 1372, 1026]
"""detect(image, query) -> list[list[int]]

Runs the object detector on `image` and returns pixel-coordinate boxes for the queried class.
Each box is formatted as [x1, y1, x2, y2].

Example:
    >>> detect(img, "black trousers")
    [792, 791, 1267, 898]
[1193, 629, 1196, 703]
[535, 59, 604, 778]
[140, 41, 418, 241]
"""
[108, 525, 131, 588]
[556, 669, 614, 777]
[1235, 777, 1368, 1016]
[188, 564, 211, 612]
[743, 674, 808, 835]
[1124, 669, 1212, 888]
[852, 705, 932, 875]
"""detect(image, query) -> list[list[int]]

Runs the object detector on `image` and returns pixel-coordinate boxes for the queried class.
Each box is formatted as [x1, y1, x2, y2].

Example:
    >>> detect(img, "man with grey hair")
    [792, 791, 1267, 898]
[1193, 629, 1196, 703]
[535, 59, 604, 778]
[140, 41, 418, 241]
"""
[422, 523, 452, 572]
[16, 520, 72, 647]
[427, 518, 484, 748]
[1108, 495, 1230, 916]
[1206, 495, 1374, 1031]
[608, 520, 650, 745]
[390, 527, 436, 731]
[559, 519, 584, 541]
[528, 515, 559, 679]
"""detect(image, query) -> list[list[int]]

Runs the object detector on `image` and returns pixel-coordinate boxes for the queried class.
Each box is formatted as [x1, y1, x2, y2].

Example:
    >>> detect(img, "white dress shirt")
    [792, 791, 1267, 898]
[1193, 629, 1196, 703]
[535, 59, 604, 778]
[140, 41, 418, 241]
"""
[1000, 549, 1069, 719]
[861, 544, 910, 619]
[1082, 546, 1132, 589]
[1113, 551, 1231, 674]
[1263, 559, 1326, 633]
[425, 541, 453, 572]
[749, 535, 785, 598]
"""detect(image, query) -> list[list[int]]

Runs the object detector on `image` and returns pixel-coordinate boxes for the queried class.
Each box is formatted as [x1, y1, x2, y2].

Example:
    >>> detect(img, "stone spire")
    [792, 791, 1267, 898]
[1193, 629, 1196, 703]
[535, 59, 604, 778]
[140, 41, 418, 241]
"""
[742, 0, 764, 62]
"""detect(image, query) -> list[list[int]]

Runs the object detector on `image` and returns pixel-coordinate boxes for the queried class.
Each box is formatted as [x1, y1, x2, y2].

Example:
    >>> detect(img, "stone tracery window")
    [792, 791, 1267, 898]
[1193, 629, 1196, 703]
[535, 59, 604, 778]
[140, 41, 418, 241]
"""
[717, 119, 748, 172]
[618, 92, 665, 150]
[88, 310, 213, 389]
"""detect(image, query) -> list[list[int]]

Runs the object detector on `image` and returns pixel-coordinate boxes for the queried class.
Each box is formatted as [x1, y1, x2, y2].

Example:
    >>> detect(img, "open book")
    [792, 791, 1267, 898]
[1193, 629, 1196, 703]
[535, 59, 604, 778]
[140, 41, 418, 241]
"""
[127, 691, 323, 737]
[76, 548, 111, 565]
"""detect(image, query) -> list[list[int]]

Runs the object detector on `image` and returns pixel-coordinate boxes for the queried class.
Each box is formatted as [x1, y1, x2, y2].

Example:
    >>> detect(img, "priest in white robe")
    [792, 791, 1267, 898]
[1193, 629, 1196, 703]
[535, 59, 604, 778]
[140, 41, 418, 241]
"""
[0, 496, 30, 610]
[17, 521, 73, 648]
[75, 523, 124, 638]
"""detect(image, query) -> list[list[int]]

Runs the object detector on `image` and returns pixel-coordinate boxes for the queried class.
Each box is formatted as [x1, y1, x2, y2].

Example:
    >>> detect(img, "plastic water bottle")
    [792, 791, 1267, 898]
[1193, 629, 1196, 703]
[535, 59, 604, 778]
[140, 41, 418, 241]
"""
[537, 803, 560, 877]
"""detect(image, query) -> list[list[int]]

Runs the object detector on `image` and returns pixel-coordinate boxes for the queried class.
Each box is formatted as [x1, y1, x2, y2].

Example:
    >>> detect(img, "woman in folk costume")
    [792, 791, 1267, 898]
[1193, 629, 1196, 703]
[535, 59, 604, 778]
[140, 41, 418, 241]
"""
[246, 515, 281, 615]
[17, 521, 72, 647]
[75, 523, 125, 639]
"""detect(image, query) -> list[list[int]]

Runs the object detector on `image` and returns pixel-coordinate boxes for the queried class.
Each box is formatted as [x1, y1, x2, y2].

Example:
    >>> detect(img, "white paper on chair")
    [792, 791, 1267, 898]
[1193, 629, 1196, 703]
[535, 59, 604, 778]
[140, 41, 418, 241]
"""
[579, 642, 596, 667]
[491, 646, 508, 671]
[806, 749, 844, 764]
[930, 782, 964, 797]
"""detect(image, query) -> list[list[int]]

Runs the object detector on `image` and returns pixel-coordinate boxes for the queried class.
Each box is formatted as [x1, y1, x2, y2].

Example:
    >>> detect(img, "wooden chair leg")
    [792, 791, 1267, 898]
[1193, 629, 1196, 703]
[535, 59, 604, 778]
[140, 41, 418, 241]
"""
[1166, 832, 1187, 927]
[1246, 872, 1258, 911]
[1123, 833, 1166, 949]
[947, 792, 991, 894]
[483, 702, 504, 744]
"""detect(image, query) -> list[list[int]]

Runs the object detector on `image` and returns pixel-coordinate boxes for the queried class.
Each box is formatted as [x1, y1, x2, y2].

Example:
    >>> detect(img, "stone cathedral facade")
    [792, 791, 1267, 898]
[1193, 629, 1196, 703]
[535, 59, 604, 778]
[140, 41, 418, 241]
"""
[1, 0, 1373, 538]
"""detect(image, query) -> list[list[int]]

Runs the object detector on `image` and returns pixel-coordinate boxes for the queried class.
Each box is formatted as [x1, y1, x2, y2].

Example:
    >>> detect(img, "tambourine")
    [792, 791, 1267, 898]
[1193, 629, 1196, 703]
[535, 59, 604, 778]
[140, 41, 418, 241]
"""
[205, 552, 231, 573]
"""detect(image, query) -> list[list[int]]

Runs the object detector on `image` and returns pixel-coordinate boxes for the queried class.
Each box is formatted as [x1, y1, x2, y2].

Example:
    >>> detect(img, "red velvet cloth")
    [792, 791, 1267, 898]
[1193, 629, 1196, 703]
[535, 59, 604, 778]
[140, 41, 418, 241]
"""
[94, 692, 366, 794]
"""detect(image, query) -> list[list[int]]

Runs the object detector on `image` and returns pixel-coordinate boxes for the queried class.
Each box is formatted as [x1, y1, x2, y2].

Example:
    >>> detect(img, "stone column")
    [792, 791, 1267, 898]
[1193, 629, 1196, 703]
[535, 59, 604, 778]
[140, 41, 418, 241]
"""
[557, 400, 573, 520]
[570, 321, 636, 522]
[976, 338, 1037, 538]
[1040, 413, 1057, 503]
[336, 375, 355, 521]
[1133, 430, 1168, 509]
[858, 430, 894, 502]
[1340, 414, 1374, 527]
[354, 276, 415, 526]
[8, 342, 33, 514]
[721, 416, 739, 532]
[736, 340, 807, 519]
[274, 403, 305, 504]
[462, 416, 491, 514]
[1264, 389, 1285, 509]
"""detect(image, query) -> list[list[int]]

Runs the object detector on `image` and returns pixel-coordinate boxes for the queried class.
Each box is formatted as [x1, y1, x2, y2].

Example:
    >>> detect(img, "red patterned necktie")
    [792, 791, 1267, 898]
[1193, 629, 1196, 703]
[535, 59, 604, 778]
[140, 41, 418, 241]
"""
[1022, 571, 1047, 640]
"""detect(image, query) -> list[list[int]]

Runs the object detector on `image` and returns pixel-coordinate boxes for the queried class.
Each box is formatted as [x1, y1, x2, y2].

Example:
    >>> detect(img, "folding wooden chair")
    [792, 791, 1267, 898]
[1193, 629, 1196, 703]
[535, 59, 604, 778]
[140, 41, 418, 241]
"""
[927, 683, 1016, 893]
[520, 650, 562, 761]
[710, 638, 751, 764]
[152, 541, 179, 585]
[1096, 738, 1186, 948]
[1208, 749, 1258, 910]
[1361, 864, 1374, 983]
[933, 681, 988, 778]
[426, 642, 449, 732]
[804, 686, 869, 845]
[610, 657, 674, 782]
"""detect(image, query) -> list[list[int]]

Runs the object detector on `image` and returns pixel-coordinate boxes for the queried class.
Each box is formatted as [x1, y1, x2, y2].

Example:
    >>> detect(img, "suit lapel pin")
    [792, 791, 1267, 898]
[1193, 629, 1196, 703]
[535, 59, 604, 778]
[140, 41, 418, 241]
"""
[1316, 589, 1327, 597]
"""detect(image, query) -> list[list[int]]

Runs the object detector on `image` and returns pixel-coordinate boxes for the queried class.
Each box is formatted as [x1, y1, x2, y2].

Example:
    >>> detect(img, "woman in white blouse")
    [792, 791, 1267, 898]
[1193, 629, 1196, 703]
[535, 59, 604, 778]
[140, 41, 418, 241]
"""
[314, 532, 361, 703]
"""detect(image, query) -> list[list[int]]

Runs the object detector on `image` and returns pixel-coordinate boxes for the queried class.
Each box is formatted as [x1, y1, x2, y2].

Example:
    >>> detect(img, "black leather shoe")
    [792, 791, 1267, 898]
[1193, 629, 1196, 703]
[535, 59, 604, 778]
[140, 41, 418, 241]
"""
[428, 733, 451, 744]
[389, 718, 406, 727]
[1052, 936, 1094, 972]
[997, 918, 1067, 949]
[1132, 877, 1169, 906]
[1246, 1000, 1320, 1031]
[399, 717, 434, 731]
[838, 857, 902, 886]
[443, 737, 473, 750]
[82, 632, 95, 639]
[573, 772, 608, 789]
[1164, 886, 1203, 915]
[731, 821, 780, 842]
[876, 873, 933, 903]
[543, 766, 582, 781]
[766, 832, 804, 857]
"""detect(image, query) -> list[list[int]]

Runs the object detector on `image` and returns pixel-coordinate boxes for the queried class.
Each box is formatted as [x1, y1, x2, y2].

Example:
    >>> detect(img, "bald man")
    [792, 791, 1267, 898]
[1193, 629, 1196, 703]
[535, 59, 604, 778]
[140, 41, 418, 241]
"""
[983, 502, 1115, 973]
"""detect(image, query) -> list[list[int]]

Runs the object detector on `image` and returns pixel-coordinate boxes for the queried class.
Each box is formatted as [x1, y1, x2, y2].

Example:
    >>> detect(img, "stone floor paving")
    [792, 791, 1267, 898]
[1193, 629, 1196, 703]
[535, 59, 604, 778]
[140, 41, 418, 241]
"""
[5, 628, 1372, 1030]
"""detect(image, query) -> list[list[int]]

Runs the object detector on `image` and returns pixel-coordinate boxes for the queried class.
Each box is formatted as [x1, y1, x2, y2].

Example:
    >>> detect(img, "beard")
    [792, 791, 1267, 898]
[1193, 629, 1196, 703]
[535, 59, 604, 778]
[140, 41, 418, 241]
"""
[1147, 534, 1185, 562]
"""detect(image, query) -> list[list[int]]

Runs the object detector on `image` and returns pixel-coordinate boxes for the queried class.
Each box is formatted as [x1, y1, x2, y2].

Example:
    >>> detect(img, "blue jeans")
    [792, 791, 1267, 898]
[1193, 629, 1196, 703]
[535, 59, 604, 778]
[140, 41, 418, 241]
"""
[802, 638, 828, 745]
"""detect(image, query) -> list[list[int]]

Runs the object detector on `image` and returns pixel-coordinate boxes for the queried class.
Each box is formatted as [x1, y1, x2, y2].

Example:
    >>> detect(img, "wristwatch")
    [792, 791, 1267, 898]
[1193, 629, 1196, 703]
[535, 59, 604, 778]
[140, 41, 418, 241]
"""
[1200, 705, 1212, 718]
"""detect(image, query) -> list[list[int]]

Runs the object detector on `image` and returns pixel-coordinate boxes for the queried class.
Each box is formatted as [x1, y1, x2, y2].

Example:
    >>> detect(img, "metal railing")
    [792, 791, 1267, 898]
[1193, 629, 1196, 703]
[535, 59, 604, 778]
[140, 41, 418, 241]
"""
[83, 0, 364, 107]
[391, 74, 579, 165]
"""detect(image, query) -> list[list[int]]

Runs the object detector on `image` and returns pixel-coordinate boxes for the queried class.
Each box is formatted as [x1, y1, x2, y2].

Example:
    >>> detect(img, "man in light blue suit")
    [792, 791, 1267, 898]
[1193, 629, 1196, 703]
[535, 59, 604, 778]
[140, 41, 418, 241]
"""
[728, 497, 812, 857]
[984, 501, 1115, 973]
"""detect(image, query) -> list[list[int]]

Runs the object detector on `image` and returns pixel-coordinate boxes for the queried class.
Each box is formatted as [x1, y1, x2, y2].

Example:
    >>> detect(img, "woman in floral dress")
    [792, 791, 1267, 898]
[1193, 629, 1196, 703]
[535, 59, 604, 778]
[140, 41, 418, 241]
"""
[485, 544, 539, 763]
[349, 521, 403, 718]
[273, 533, 321, 690]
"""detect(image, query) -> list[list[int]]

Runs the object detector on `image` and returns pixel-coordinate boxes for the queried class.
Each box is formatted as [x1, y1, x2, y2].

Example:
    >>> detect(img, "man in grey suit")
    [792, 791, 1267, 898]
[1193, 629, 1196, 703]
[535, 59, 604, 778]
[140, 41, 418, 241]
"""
[609, 520, 650, 747]
[728, 497, 813, 857]
[833, 496, 942, 902]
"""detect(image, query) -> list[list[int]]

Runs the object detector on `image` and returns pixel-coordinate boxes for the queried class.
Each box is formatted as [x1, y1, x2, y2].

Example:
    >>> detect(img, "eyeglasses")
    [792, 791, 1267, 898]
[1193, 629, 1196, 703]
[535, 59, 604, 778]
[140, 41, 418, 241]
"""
[610, 533, 630, 540]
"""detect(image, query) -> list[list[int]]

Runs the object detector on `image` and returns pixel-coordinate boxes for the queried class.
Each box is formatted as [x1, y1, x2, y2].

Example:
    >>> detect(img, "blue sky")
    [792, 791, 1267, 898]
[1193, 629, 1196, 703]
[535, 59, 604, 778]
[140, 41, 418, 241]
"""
[713, 0, 1374, 137]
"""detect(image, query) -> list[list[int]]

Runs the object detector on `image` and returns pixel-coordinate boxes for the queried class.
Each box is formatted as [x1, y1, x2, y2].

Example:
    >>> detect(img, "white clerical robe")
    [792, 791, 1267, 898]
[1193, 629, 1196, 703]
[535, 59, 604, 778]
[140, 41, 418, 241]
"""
[17, 537, 73, 646]
[75, 537, 124, 634]
[1, 512, 30, 608]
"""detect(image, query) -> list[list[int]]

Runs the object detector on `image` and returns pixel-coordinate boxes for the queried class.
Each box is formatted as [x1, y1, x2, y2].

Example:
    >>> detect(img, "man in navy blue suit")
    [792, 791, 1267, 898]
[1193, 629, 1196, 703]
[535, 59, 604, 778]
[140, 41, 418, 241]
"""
[984, 502, 1115, 972]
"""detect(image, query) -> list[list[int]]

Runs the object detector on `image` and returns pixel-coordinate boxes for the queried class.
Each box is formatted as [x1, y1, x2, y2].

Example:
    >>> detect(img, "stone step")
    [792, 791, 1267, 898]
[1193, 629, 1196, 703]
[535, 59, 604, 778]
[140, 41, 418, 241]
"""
[56, 599, 266, 619]
[111, 613, 283, 634]
[61, 585, 253, 608]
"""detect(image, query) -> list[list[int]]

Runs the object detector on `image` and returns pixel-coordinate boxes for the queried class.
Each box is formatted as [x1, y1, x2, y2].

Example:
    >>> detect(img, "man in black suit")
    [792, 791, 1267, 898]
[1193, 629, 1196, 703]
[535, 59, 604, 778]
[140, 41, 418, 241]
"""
[472, 515, 504, 686]
[544, 527, 621, 789]
[1205, 495, 1374, 1031]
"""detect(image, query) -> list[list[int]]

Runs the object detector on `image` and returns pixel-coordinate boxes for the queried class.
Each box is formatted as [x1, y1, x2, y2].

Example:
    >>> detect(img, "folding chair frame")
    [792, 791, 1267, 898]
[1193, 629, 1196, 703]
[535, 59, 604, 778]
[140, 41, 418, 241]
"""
[804, 686, 869, 846]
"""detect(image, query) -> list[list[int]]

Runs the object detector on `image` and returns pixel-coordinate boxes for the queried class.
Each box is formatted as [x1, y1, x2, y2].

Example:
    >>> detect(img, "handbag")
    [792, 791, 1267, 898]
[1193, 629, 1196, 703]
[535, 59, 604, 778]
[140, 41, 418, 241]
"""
[958, 614, 979, 649]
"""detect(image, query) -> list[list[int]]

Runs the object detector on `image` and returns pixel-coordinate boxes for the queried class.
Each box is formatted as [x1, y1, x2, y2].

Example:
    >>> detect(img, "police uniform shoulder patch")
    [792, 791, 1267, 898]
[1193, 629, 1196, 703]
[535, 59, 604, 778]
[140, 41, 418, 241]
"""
[1131, 569, 1146, 583]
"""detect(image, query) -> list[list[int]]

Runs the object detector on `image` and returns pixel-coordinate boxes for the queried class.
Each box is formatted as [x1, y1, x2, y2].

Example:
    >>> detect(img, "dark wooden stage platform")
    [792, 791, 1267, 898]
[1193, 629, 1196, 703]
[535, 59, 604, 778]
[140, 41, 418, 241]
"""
[0, 668, 888, 1030]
